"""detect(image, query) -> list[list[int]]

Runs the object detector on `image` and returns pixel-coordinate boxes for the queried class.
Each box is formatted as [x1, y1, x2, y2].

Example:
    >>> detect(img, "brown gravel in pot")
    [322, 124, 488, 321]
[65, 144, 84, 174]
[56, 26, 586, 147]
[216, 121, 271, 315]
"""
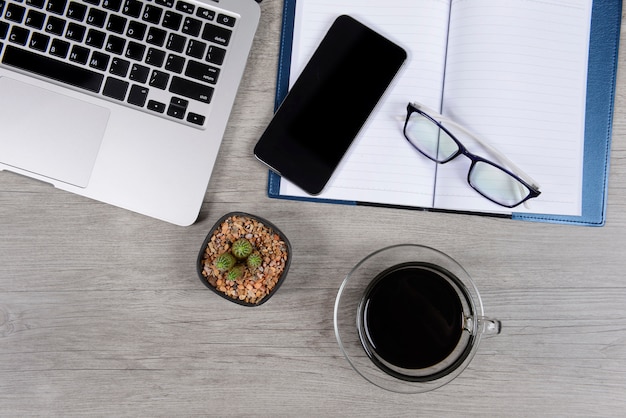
[200, 214, 289, 304]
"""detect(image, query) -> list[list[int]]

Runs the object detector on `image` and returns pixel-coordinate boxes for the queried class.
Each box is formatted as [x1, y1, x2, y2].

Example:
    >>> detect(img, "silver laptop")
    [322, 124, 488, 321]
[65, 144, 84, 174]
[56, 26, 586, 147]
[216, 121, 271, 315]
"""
[0, 0, 260, 225]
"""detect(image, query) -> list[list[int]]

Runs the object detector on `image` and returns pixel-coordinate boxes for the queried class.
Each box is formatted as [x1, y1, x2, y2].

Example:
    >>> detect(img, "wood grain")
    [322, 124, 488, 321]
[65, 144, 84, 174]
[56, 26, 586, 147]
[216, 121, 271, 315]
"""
[1, 2, 625, 416]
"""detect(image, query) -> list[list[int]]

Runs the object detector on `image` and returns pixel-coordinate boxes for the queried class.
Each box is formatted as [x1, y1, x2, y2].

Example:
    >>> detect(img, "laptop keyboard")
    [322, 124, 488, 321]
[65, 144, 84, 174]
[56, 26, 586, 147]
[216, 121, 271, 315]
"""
[0, 0, 239, 128]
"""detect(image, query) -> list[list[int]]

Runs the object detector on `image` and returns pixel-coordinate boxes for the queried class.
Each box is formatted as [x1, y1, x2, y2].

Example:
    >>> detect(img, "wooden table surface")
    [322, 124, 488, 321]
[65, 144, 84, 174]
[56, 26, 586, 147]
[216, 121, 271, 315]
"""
[2, 1, 626, 416]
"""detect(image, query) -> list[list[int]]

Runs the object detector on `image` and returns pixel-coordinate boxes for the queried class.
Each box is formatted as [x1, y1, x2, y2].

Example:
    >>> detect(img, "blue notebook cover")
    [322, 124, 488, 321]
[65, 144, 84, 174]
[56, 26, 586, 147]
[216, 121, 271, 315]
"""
[267, 0, 621, 226]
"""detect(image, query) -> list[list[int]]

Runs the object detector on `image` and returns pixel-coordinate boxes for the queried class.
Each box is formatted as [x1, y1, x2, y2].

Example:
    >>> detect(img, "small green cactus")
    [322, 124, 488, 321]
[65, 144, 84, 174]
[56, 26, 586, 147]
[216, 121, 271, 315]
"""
[214, 252, 236, 271]
[215, 238, 263, 281]
[231, 238, 253, 259]
[226, 264, 245, 281]
[247, 251, 263, 270]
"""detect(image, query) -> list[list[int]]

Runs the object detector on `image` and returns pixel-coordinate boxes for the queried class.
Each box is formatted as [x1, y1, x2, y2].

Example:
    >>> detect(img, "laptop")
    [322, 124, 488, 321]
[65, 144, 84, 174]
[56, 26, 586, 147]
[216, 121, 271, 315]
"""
[0, 0, 260, 226]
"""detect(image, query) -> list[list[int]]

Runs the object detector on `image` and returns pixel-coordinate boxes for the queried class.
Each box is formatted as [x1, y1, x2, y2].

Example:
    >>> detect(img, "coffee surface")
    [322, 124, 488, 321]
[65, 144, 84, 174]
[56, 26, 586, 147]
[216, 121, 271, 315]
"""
[361, 264, 464, 370]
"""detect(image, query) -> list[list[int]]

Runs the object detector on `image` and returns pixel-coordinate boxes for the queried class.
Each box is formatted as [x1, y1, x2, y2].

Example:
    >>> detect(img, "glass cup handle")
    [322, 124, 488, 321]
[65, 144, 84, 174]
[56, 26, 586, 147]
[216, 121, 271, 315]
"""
[479, 317, 501, 337]
[465, 316, 501, 336]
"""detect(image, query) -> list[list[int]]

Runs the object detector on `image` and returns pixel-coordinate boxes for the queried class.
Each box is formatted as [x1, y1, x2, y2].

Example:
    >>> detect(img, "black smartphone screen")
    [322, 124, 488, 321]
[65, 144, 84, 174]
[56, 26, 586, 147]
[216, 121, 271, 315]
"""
[254, 15, 407, 195]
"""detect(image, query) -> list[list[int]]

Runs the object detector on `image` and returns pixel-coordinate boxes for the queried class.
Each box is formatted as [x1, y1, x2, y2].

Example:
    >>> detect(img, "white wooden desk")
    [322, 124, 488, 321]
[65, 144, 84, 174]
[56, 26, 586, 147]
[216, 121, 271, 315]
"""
[1, 2, 625, 415]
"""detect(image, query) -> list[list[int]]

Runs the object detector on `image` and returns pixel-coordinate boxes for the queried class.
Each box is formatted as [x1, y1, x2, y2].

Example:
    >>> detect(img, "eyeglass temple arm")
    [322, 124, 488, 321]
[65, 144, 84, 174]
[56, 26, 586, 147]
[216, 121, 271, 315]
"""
[410, 102, 541, 190]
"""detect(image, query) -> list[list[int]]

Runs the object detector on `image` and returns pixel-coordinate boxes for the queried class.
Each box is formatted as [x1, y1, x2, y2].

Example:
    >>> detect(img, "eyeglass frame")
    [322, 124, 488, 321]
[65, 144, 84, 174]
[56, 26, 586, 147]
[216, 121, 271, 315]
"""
[403, 102, 541, 209]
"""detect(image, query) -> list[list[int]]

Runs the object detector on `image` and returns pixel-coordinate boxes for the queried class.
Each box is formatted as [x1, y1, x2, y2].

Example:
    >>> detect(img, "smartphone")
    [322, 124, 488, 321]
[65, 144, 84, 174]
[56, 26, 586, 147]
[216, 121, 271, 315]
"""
[254, 15, 407, 195]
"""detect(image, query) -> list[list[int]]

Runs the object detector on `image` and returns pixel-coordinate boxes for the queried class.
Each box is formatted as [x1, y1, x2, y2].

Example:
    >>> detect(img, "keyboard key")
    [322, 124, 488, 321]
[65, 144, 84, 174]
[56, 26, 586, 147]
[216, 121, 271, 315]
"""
[186, 112, 204, 126]
[167, 97, 187, 119]
[89, 50, 109, 70]
[6, 4, 26, 23]
[216, 13, 235, 27]
[145, 47, 165, 67]
[127, 84, 148, 106]
[102, 76, 128, 100]
[185, 60, 218, 84]
[8, 26, 29, 45]
[176, 1, 193, 14]
[147, 99, 165, 113]
[29, 32, 50, 51]
[105, 34, 125, 54]
[181, 16, 201, 36]
[45, 15, 66, 35]
[82, 0, 100, 5]
[69, 44, 89, 63]
[46, 0, 67, 15]
[142, 5, 162, 24]
[26, 0, 46, 9]
[85, 28, 105, 47]
[125, 40, 145, 60]
[106, 13, 126, 33]
[148, 69, 168, 89]
[25, 9, 46, 29]
[170, 97, 187, 107]
[166, 32, 185, 52]
[109, 56, 129, 76]
[164, 53, 184, 73]
[126, 20, 146, 40]
[162, 10, 182, 30]
[122, 0, 141, 18]
[205, 45, 225, 65]
[146, 26, 165, 46]
[2, 45, 103, 92]
[129, 62, 149, 82]
[154, 0, 173, 7]
[65, 22, 86, 41]
[102, 0, 121, 12]
[66, 1, 86, 21]
[0, 21, 10, 39]
[50, 37, 69, 57]
[201, 23, 230, 46]
[185, 38, 204, 59]
[86, 7, 106, 27]
[169, 76, 212, 103]
[196, 7, 214, 21]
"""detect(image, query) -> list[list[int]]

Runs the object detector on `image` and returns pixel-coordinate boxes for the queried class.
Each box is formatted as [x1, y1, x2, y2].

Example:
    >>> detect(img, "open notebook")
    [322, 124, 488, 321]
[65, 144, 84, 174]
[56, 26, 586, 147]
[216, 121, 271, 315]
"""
[266, 0, 621, 226]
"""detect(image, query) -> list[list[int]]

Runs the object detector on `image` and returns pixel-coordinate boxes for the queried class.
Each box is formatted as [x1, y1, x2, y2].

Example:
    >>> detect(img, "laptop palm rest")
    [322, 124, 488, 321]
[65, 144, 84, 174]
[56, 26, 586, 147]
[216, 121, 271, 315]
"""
[0, 77, 110, 188]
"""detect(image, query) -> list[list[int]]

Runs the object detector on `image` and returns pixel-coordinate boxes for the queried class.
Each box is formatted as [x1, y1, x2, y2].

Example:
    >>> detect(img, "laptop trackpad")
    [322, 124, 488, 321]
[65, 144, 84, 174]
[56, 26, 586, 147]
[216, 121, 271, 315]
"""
[0, 77, 110, 188]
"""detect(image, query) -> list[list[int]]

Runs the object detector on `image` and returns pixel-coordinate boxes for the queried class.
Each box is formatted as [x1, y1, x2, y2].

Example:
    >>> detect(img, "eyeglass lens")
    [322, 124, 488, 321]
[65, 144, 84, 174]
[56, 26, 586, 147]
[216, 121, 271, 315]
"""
[404, 111, 459, 162]
[405, 110, 532, 207]
[469, 161, 531, 207]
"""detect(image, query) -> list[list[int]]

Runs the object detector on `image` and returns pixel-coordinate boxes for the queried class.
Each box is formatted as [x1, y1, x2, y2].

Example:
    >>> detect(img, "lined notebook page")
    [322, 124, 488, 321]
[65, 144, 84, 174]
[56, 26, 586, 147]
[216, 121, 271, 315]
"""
[436, 0, 591, 215]
[279, 0, 451, 208]
[278, 0, 591, 216]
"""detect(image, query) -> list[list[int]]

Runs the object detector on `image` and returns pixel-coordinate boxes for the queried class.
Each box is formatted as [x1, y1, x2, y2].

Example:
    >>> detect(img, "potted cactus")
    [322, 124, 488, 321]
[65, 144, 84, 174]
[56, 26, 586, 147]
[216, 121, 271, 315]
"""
[197, 212, 291, 306]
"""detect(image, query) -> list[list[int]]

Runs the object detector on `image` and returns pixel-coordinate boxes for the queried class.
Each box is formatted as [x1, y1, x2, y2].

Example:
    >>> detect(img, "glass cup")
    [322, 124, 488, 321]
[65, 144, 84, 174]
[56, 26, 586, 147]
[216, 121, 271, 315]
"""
[334, 244, 501, 393]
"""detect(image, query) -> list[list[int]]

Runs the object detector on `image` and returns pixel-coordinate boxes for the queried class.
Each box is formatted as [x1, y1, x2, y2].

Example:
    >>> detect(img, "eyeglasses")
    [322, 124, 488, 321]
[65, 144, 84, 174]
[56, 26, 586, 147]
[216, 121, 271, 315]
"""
[403, 102, 541, 208]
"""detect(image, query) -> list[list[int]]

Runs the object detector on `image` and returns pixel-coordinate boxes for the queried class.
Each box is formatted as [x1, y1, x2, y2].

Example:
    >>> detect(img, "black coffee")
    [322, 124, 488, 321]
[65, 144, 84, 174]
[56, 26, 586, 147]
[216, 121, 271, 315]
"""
[360, 263, 465, 372]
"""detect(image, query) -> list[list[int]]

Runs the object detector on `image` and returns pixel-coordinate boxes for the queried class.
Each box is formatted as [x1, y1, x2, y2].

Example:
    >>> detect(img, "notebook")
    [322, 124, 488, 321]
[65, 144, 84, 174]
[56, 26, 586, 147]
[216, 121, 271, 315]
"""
[266, 0, 621, 226]
[0, 0, 260, 226]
